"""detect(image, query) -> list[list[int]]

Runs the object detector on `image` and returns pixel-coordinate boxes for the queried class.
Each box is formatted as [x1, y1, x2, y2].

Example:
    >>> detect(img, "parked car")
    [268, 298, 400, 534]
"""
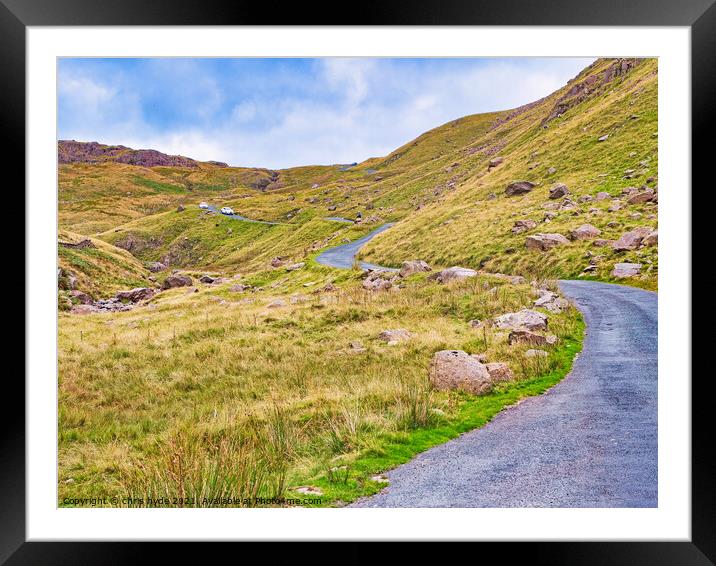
[220, 207, 234, 215]
[199, 202, 209, 209]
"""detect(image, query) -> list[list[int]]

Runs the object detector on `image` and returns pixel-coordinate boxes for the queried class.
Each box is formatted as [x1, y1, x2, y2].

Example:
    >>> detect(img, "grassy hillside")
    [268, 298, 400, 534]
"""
[58, 230, 152, 302]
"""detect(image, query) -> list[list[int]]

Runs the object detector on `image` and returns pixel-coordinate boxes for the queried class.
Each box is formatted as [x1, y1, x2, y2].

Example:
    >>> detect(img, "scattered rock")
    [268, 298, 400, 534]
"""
[598, 134, 609, 142]
[494, 309, 548, 331]
[612, 227, 653, 251]
[508, 329, 550, 346]
[595, 191, 611, 201]
[568, 224, 602, 240]
[199, 275, 216, 284]
[505, 180, 536, 196]
[592, 238, 610, 247]
[147, 261, 166, 273]
[267, 299, 286, 308]
[399, 260, 431, 278]
[641, 230, 658, 246]
[611, 262, 642, 278]
[378, 329, 412, 345]
[428, 350, 493, 395]
[488, 157, 504, 168]
[285, 262, 305, 271]
[525, 233, 570, 251]
[485, 362, 515, 383]
[362, 270, 398, 291]
[627, 189, 656, 205]
[534, 291, 569, 313]
[512, 219, 537, 234]
[69, 290, 92, 304]
[549, 183, 569, 199]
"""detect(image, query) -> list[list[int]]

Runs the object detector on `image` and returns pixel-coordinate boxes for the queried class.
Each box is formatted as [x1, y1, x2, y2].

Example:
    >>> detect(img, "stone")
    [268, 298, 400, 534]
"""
[267, 299, 286, 308]
[147, 261, 166, 273]
[595, 191, 611, 201]
[547, 167, 557, 174]
[494, 309, 548, 331]
[534, 292, 569, 313]
[549, 183, 569, 199]
[468, 319, 483, 329]
[487, 192, 497, 200]
[485, 362, 515, 383]
[627, 190, 656, 205]
[488, 157, 504, 168]
[568, 224, 602, 240]
[525, 349, 549, 358]
[176, 204, 185, 212]
[69, 290, 93, 305]
[199, 275, 216, 284]
[428, 266, 478, 284]
[592, 239, 610, 247]
[285, 262, 305, 271]
[641, 230, 658, 246]
[115, 287, 155, 303]
[378, 329, 412, 345]
[362, 270, 398, 291]
[508, 329, 550, 346]
[598, 134, 609, 142]
[161, 274, 193, 290]
[512, 219, 537, 234]
[525, 233, 570, 251]
[505, 180, 536, 196]
[295, 486, 323, 496]
[428, 350, 493, 395]
[71, 304, 97, 315]
[399, 260, 431, 278]
[611, 262, 642, 278]
[612, 227, 654, 251]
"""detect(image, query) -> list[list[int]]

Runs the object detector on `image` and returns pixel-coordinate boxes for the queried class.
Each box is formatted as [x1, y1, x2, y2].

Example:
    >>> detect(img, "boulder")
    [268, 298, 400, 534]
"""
[270, 256, 286, 268]
[176, 204, 185, 212]
[641, 230, 658, 246]
[595, 191, 611, 201]
[525, 233, 570, 251]
[627, 189, 656, 205]
[428, 266, 478, 284]
[488, 157, 504, 168]
[428, 350, 493, 395]
[512, 219, 537, 234]
[161, 274, 193, 290]
[592, 239, 610, 247]
[399, 260, 431, 278]
[505, 180, 536, 196]
[378, 329, 412, 345]
[199, 275, 216, 284]
[598, 134, 609, 142]
[267, 299, 286, 308]
[568, 224, 602, 240]
[611, 262, 642, 278]
[71, 304, 97, 315]
[494, 309, 548, 331]
[285, 262, 305, 271]
[549, 183, 569, 199]
[611, 227, 653, 251]
[116, 287, 156, 302]
[534, 291, 569, 313]
[508, 329, 550, 346]
[485, 362, 515, 383]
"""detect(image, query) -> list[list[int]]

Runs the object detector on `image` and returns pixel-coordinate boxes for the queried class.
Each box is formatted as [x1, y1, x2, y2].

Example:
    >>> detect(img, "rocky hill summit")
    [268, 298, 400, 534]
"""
[58, 140, 228, 168]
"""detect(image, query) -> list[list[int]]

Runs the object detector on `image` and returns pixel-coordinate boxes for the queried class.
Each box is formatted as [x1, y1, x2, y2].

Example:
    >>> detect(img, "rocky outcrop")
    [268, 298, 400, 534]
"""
[58, 140, 202, 168]
[363, 270, 399, 291]
[428, 350, 493, 395]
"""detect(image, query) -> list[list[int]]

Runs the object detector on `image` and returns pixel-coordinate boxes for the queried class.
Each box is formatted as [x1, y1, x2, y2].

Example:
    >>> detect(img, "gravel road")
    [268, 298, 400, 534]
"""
[352, 280, 657, 507]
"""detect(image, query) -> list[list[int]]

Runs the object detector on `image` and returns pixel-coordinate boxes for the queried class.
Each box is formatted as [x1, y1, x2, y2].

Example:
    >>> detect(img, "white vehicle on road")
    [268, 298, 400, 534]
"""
[198, 202, 209, 209]
[220, 206, 235, 215]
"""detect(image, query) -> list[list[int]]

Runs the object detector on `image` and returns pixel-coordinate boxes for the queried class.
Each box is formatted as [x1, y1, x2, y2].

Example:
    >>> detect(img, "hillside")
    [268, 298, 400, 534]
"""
[58, 58, 657, 290]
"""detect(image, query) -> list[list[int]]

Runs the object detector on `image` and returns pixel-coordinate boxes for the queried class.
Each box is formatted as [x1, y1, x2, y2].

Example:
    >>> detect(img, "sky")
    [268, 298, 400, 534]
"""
[58, 57, 595, 169]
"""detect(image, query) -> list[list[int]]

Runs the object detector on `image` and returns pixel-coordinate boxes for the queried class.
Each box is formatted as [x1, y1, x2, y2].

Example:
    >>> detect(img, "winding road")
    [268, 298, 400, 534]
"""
[315, 223, 398, 271]
[351, 280, 658, 508]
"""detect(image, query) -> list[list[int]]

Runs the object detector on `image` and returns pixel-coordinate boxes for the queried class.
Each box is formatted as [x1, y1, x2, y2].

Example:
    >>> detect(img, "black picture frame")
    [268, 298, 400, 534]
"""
[6, 0, 709, 562]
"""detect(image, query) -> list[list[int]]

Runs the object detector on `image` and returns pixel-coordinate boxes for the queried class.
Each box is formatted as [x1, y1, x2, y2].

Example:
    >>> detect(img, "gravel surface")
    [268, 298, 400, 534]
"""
[352, 280, 657, 507]
[315, 223, 397, 271]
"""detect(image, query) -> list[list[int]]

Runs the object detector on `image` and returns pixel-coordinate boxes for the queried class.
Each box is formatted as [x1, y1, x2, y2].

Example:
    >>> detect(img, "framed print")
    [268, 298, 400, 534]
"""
[6, 0, 712, 562]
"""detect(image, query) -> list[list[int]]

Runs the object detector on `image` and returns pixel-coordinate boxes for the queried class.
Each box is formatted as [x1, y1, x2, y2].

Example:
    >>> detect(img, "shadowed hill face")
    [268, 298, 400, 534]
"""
[58, 58, 658, 289]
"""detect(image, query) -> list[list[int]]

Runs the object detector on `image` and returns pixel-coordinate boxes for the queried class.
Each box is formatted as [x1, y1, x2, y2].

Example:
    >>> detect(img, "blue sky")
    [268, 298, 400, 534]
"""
[58, 57, 594, 169]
